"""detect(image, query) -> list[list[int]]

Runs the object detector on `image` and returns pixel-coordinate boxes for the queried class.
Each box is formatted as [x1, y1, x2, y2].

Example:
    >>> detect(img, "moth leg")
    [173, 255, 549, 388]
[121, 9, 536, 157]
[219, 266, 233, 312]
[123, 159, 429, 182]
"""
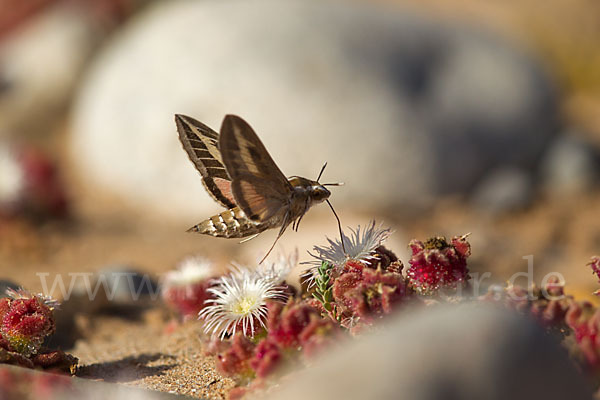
[239, 233, 260, 244]
[259, 211, 291, 264]
[292, 216, 301, 232]
[294, 199, 310, 232]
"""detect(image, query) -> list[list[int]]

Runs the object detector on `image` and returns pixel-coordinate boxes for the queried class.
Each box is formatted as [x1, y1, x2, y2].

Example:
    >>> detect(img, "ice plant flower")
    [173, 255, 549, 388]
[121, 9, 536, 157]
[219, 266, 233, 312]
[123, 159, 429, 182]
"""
[199, 267, 287, 339]
[303, 221, 392, 286]
[406, 234, 471, 295]
[162, 256, 217, 318]
[0, 289, 58, 357]
[257, 250, 298, 284]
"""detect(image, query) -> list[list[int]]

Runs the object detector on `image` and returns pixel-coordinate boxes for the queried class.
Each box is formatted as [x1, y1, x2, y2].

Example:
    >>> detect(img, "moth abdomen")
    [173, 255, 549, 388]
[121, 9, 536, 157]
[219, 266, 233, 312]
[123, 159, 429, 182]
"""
[187, 207, 266, 238]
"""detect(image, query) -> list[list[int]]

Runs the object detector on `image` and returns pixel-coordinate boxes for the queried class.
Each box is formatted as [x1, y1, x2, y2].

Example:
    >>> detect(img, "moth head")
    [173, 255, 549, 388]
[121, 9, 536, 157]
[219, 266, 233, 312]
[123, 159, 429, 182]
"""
[310, 184, 331, 203]
[311, 162, 343, 203]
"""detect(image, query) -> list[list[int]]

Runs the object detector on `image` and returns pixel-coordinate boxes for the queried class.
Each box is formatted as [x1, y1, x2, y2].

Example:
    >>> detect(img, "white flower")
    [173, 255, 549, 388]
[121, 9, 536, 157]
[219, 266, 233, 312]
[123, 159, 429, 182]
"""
[256, 249, 298, 284]
[309, 221, 392, 266]
[302, 221, 392, 286]
[0, 144, 24, 205]
[164, 256, 215, 288]
[199, 266, 286, 339]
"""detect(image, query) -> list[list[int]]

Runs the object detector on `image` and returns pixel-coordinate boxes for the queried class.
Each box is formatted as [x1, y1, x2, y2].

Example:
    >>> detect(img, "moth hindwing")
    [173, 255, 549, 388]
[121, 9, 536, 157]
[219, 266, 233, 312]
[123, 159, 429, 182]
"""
[219, 115, 293, 222]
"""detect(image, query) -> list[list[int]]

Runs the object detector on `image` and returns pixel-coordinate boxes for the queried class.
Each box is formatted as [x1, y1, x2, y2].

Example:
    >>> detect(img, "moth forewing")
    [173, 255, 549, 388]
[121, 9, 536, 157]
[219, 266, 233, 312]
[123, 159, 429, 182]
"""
[219, 115, 292, 192]
[174, 114, 236, 209]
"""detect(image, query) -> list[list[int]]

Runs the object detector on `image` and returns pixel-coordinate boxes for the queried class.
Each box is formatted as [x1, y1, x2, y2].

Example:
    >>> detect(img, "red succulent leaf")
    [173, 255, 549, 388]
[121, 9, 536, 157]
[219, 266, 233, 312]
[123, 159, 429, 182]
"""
[216, 333, 256, 377]
[331, 264, 407, 327]
[451, 235, 471, 258]
[250, 338, 282, 378]
[343, 260, 365, 274]
[565, 302, 600, 369]
[299, 317, 339, 358]
[345, 268, 406, 323]
[332, 271, 362, 314]
[267, 300, 326, 349]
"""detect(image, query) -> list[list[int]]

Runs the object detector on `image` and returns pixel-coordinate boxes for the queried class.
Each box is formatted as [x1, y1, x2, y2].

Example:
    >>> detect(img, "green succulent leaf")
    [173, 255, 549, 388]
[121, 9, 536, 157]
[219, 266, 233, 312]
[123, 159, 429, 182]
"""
[312, 261, 335, 313]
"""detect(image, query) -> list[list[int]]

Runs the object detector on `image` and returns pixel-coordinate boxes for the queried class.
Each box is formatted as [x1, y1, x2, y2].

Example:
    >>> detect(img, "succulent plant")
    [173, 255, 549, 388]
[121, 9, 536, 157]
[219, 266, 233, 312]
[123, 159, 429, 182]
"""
[566, 301, 600, 369]
[406, 235, 471, 295]
[0, 289, 57, 357]
[162, 256, 217, 319]
[0, 143, 68, 220]
[331, 259, 407, 329]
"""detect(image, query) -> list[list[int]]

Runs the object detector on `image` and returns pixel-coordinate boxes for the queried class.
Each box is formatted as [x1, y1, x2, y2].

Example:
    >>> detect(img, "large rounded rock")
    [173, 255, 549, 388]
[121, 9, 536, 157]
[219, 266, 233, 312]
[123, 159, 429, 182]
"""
[471, 166, 533, 214]
[71, 0, 559, 220]
[266, 304, 592, 400]
[0, 5, 100, 138]
[540, 133, 600, 196]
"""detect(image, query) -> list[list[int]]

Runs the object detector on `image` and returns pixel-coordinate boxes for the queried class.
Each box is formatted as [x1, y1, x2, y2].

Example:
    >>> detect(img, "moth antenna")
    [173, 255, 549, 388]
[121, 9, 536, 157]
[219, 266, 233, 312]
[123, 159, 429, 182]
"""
[325, 199, 346, 253]
[322, 182, 344, 186]
[316, 162, 328, 182]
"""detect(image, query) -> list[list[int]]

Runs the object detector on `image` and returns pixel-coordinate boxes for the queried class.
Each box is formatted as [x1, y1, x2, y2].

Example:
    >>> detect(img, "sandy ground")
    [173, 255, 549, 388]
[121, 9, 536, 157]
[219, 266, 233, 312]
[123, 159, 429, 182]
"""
[72, 311, 235, 399]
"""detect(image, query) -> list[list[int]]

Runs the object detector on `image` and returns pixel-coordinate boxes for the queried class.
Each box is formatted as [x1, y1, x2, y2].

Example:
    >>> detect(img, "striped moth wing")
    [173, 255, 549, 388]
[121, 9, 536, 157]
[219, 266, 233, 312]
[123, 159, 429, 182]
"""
[219, 115, 293, 223]
[175, 114, 236, 209]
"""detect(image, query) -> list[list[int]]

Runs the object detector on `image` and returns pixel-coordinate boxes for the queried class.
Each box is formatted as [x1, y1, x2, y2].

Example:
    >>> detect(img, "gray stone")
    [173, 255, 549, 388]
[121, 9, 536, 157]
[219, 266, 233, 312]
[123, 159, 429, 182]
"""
[71, 0, 559, 220]
[540, 133, 600, 195]
[0, 5, 100, 138]
[471, 167, 533, 213]
[95, 266, 159, 306]
[61, 266, 159, 312]
[266, 304, 592, 400]
[47, 267, 158, 349]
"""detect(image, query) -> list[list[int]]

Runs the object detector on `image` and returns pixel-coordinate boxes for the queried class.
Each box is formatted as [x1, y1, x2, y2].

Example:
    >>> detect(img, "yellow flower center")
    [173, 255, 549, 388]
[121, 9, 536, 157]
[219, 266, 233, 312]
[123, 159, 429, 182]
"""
[231, 296, 257, 315]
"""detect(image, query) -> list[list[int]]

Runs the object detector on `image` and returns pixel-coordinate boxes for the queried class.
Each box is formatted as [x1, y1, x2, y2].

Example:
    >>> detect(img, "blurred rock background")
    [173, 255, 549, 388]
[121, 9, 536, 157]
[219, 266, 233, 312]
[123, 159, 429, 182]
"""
[0, 0, 600, 299]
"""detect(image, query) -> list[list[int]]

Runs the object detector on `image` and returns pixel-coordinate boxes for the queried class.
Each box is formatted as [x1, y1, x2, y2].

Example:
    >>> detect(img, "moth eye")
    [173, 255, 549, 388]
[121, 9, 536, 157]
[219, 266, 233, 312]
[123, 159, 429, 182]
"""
[312, 186, 330, 201]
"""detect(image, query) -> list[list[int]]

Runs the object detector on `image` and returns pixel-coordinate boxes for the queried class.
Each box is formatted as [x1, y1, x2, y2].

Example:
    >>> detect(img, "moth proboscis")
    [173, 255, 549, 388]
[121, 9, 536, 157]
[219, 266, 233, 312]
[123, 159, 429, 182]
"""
[175, 113, 345, 263]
